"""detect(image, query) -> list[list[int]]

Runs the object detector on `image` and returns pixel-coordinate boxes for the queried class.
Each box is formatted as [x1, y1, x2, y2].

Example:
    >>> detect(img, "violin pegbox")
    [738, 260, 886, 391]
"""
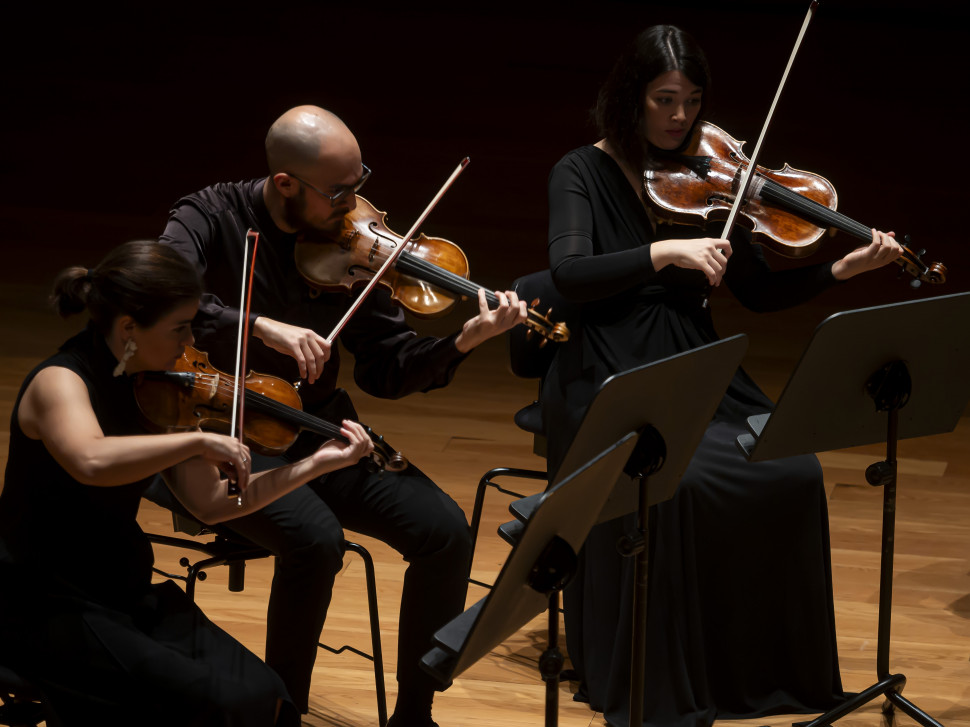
[525, 298, 570, 346]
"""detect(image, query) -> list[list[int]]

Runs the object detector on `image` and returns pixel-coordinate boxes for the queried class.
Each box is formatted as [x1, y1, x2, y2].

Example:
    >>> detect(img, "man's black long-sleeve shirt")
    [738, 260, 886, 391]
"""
[160, 178, 468, 414]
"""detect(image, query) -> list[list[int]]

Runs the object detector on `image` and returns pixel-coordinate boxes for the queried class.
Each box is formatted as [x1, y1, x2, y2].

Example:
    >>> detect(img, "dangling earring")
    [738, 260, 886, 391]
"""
[113, 338, 138, 377]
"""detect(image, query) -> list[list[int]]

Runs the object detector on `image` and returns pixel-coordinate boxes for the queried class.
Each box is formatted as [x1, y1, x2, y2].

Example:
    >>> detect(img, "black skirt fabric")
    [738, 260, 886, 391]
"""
[565, 421, 842, 727]
[0, 329, 296, 726]
[2, 577, 294, 727]
[543, 145, 845, 726]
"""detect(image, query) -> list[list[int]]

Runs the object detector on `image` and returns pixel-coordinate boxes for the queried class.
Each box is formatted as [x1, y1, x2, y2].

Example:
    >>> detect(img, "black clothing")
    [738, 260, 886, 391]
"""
[0, 327, 294, 727]
[543, 146, 843, 726]
[160, 179, 466, 412]
[157, 179, 473, 716]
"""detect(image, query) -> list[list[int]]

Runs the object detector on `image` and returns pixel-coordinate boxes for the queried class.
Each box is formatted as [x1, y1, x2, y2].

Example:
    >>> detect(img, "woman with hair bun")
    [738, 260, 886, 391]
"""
[0, 240, 373, 726]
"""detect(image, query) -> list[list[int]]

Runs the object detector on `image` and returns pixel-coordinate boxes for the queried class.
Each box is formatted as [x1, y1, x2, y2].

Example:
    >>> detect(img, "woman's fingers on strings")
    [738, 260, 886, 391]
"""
[341, 420, 374, 456]
[499, 290, 527, 322]
[869, 228, 902, 262]
[507, 289, 526, 314]
[482, 288, 527, 328]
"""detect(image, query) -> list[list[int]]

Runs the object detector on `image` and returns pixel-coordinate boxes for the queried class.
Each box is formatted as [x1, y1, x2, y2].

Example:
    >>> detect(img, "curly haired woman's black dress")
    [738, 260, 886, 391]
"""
[542, 145, 845, 727]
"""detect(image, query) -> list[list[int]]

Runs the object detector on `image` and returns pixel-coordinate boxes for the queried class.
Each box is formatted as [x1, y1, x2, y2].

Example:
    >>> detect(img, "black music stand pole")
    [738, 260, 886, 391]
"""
[423, 334, 750, 725]
[618, 465, 652, 727]
[420, 434, 641, 727]
[548, 335, 749, 727]
[737, 291, 970, 727]
[803, 360, 939, 727]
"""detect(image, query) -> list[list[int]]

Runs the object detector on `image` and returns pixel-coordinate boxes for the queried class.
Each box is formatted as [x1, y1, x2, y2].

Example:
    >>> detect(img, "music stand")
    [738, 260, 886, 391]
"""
[422, 433, 639, 724]
[422, 334, 749, 726]
[737, 291, 970, 727]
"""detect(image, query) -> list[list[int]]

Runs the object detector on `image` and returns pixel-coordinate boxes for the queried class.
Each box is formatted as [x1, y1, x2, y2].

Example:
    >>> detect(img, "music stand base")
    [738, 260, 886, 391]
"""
[799, 382, 942, 727]
[733, 298, 970, 727]
[796, 672, 942, 727]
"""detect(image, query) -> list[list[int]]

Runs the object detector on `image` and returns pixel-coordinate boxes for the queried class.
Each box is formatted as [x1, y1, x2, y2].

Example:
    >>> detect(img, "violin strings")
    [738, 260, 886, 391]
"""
[395, 251, 547, 326]
[757, 179, 925, 272]
[179, 373, 343, 438]
[243, 390, 342, 437]
[759, 178, 872, 241]
[361, 241, 552, 331]
[711, 157, 872, 242]
[395, 252, 486, 298]
[166, 370, 397, 457]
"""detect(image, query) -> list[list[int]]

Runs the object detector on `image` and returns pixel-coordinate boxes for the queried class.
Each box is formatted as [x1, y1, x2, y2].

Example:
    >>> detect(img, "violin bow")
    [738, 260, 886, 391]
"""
[227, 228, 260, 503]
[720, 1, 818, 242]
[323, 157, 471, 343]
[700, 1, 817, 308]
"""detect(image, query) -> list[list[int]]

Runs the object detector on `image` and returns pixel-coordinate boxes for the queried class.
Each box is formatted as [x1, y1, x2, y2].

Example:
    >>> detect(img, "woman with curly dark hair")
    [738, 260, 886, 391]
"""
[543, 24, 902, 727]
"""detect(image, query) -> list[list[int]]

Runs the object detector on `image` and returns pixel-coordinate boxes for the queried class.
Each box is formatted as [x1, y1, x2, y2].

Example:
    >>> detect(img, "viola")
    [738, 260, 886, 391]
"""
[293, 196, 570, 343]
[643, 121, 946, 287]
[133, 346, 407, 472]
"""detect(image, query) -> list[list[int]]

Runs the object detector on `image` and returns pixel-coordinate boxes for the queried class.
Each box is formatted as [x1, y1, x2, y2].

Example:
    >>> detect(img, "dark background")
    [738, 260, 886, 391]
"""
[1, 1, 965, 342]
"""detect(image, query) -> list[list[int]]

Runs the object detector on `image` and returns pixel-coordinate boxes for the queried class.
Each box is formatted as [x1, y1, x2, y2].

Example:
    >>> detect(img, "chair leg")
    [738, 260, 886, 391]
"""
[149, 531, 387, 726]
[0, 666, 59, 727]
[182, 551, 262, 601]
[147, 531, 270, 602]
[317, 541, 387, 727]
[469, 467, 546, 589]
[0, 695, 46, 727]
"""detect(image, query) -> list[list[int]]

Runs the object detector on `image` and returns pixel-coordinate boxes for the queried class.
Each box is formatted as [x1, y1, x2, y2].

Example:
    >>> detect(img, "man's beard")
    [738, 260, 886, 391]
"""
[280, 188, 344, 233]
[280, 188, 310, 231]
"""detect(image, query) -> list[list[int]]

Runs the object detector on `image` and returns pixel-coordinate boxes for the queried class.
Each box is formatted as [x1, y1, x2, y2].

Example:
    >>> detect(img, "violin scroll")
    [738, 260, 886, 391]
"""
[525, 298, 570, 346]
[896, 236, 947, 287]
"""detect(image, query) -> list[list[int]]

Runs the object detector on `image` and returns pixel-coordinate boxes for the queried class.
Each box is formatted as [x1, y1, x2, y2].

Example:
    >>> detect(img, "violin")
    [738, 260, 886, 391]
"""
[293, 196, 570, 343]
[133, 346, 407, 472]
[643, 121, 946, 287]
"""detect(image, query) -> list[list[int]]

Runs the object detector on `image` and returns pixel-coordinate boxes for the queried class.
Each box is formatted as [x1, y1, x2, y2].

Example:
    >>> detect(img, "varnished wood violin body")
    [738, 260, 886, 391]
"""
[644, 121, 946, 286]
[134, 346, 407, 471]
[294, 196, 570, 343]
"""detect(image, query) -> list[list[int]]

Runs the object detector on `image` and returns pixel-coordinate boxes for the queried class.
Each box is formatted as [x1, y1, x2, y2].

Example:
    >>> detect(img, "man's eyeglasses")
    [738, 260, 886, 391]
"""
[288, 163, 371, 207]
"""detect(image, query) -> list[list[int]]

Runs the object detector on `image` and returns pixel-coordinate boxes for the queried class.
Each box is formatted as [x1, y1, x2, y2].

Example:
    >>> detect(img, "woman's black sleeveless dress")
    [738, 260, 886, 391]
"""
[0, 326, 296, 727]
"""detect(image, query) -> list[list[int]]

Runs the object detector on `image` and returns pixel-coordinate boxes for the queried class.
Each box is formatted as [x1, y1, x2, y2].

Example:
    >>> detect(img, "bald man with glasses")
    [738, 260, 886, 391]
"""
[153, 105, 527, 727]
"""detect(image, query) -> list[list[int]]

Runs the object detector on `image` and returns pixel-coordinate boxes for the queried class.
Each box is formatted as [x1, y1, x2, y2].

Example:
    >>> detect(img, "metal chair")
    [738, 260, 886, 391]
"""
[147, 510, 388, 727]
[468, 270, 574, 588]
[0, 664, 56, 727]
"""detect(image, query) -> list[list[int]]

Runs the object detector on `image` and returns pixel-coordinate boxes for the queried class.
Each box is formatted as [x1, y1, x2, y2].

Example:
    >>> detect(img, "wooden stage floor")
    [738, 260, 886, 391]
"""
[1, 273, 968, 727]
